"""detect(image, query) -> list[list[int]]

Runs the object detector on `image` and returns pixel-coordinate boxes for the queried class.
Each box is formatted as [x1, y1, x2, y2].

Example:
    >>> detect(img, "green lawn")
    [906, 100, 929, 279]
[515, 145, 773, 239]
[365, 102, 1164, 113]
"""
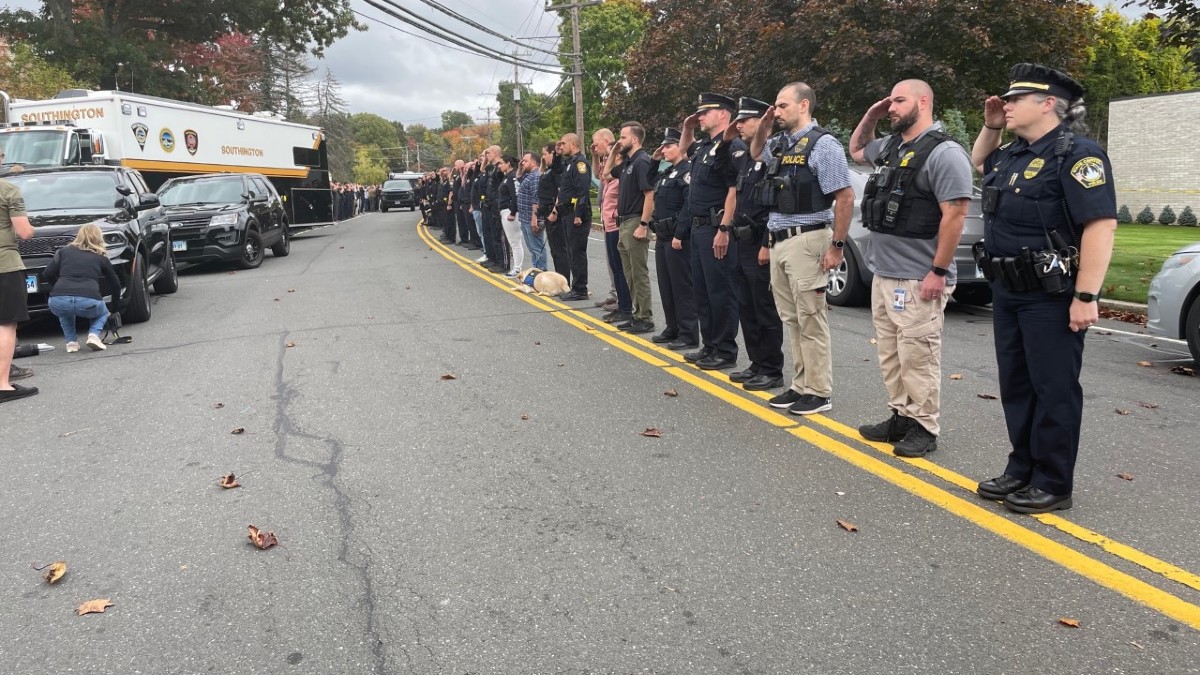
[1106, 223, 1200, 303]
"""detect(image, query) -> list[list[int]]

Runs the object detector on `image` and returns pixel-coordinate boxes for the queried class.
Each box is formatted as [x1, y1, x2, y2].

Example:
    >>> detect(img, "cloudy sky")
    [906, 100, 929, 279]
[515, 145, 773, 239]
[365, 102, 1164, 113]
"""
[1, 0, 566, 126]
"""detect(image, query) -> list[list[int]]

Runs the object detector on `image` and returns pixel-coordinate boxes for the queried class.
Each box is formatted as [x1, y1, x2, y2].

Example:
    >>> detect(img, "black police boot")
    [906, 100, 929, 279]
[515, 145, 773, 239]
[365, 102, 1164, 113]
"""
[1003, 485, 1072, 514]
[728, 368, 757, 383]
[892, 424, 937, 458]
[683, 349, 711, 364]
[976, 474, 1028, 501]
[858, 411, 915, 443]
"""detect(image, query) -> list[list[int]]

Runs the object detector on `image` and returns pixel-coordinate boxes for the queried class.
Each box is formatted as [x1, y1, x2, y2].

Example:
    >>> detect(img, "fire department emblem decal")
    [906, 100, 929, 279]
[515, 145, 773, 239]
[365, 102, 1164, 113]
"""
[184, 129, 199, 156]
[160, 128, 176, 153]
[131, 123, 149, 151]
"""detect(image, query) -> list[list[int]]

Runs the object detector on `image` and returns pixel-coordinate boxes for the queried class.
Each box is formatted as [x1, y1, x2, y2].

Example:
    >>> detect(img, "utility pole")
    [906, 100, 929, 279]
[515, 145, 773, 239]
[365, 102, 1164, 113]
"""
[511, 50, 533, 158]
[477, 105, 496, 127]
[547, 1, 600, 150]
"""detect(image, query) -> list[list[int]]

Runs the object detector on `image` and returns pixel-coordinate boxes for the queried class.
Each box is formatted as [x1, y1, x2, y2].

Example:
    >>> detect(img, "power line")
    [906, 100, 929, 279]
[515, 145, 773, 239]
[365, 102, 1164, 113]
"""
[350, 9, 500, 61]
[411, 0, 574, 57]
[363, 0, 569, 75]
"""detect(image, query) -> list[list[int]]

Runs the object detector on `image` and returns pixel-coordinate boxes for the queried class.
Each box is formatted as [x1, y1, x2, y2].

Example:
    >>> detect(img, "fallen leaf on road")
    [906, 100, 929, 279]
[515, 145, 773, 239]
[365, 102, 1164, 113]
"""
[231, 427, 245, 435]
[835, 491, 846, 496]
[32, 561, 67, 584]
[285, 341, 296, 348]
[338, 246, 344, 249]
[1058, 618, 1080, 628]
[948, 373, 963, 380]
[977, 393, 999, 400]
[1170, 365, 1196, 377]
[1116, 473, 1134, 481]
[1130, 641, 1144, 650]
[440, 373, 457, 380]
[58, 428, 89, 438]
[219, 473, 240, 489]
[534, 341, 541, 345]
[1095, 330, 1112, 335]
[247, 525, 279, 550]
[287, 289, 295, 293]
[868, 338, 877, 345]
[1115, 409, 1132, 416]
[664, 389, 678, 397]
[273, 298, 280, 302]
[213, 402, 225, 409]
[405, 285, 411, 290]
[641, 428, 663, 438]
[520, 414, 529, 421]
[1137, 361, 1154, 368]
[837, 520, 858, 533]
[76, 599, 113, 616]
[1137, 402, 1159, 409]
[557, 363, 564, 367]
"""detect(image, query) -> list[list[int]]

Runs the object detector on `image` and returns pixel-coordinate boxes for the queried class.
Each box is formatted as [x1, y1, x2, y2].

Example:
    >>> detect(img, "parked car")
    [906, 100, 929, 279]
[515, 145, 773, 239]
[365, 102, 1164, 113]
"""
[157, 173, 289, 270]
[10, 165, 177, 324]
[825, 168, 992, 307]
[1147, 241, 1200, 363]
[379, 178, 416, 212]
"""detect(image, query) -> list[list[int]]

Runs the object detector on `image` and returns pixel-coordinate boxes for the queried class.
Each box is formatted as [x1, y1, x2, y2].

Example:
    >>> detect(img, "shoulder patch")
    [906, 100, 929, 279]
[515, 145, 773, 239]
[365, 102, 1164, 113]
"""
[733, 149, 746, 158]
[577, 161, 587, 174]
[1070, 157, 1106, 189]
[683, 173, 691, 185]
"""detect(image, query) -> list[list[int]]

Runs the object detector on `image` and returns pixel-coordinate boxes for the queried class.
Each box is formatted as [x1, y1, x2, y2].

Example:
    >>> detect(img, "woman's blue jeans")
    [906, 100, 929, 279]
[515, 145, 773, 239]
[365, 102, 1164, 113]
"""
[48, 296, 109, 342]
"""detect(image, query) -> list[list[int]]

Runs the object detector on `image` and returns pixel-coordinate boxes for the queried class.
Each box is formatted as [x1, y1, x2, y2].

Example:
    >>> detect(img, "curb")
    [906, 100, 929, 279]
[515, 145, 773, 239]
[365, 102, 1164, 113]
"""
[1100, 298, 1147, 315]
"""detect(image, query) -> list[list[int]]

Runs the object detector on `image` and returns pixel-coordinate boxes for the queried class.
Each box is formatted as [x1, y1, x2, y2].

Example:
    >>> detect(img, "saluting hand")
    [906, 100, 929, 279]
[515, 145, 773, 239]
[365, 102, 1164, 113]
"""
[983, 96, 1007, 130]
[867, 97, 892, 121]
[722, 123, 739, 143]
[761, 105, 777, 128]
[683, 113, 700, 130]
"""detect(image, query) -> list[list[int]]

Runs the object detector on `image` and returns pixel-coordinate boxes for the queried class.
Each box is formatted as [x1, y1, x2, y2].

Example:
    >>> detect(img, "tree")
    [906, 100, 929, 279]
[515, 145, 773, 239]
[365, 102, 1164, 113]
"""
[0, 41, 79, 100]
[405, 123, 449, 171]
[257, 40, 315, 120]
[1159, 204, 1178, 225]
[305, 69, 353, 181]
[1137, 205, 1157, 224]
[440, 110, 474, 131]
[1127, 0, 1200, 44]
[1118, 204, 1133, 222]
[351, 113, 399, 151]
[175, 32, 265, 108]
[496, 81, 551, 156]
[1179, 205, 1197, 227]
[352, 144, 387, 185]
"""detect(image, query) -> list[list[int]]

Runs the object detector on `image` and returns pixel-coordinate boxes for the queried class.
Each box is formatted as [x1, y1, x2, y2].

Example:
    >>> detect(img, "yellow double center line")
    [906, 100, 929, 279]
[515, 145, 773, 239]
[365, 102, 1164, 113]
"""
[417, 224, 1200, 630]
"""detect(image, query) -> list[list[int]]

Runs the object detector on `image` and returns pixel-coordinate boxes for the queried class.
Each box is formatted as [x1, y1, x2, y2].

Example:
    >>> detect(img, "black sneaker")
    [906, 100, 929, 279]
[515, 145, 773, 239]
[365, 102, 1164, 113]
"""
[768, 389, 803, 409]
[603, 310, 633, 323]
[651, 332, 678, 344]
[858, 411, 915, 442]
[623, 319, 655, 334]
[788, 394, 831, 416]
[892, 424, 937, 457]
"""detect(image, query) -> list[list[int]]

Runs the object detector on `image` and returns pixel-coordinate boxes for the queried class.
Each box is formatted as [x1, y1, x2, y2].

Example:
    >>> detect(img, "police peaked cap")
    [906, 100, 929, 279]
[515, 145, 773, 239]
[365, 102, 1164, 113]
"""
[733, 97, 770, 122]
[659, 127, 682, 146]
[1001, 63, 1084, 102]
[695, 92, 737, 114]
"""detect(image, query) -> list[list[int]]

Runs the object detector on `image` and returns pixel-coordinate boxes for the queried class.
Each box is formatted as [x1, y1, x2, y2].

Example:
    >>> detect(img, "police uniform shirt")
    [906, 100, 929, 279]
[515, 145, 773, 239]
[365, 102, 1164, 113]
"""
[682, 134, 744, 239]
[652, 159, 691, 222]
[761, 121, 851, 230]
[982, 123, 1117, 258]
[863, 122, 974, 284]
[557, 153, 592, 220]
[537, 161, 559, 215]
[615, 148, 655, 218]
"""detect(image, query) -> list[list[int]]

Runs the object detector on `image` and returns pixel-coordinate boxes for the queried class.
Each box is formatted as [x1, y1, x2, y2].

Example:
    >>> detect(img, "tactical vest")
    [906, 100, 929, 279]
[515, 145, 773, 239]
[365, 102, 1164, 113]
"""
[861, 130, 949, 239]
[758, 127, 833, 214]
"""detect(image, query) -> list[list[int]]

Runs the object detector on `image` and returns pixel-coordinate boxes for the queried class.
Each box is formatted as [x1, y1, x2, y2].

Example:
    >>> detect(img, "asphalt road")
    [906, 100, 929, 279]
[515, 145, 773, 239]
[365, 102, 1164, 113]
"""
[3, 210, 1198, 674]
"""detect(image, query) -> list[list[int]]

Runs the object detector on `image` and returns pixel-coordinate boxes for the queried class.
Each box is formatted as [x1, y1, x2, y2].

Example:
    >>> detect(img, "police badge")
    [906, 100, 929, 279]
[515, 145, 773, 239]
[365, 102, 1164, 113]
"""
[131, 123, 149, 151]
[184, 129, 199, 156]
[160, 128, 176, 153]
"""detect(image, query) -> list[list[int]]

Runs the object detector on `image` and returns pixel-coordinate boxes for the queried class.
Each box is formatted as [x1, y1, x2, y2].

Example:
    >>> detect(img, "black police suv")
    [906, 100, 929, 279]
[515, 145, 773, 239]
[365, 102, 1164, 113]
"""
[380, 178, 416, 212]
[156, 173, 290, 270]
[11, 165, 177, 324]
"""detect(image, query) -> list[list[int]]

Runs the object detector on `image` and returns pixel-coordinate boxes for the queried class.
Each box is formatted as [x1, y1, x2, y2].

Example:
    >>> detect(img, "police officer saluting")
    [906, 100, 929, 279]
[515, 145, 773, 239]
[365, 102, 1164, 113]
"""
[650, 128, 698, 350]
[726, 97, 785, 391]
[849, 79, 974, 458]
[971, 64, 1117, 514]
[679, 93, 743, 370]
[748, 82, 855, 415]
[556, 134, 592, 301]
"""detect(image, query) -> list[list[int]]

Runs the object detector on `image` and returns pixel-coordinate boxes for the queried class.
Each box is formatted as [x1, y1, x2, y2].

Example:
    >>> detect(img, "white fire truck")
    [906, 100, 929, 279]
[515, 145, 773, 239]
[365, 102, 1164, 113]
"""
[0, 89, 334, 229]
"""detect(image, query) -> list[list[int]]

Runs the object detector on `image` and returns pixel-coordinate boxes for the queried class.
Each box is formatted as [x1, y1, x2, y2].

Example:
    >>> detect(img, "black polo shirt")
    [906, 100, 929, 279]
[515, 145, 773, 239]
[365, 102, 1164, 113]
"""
[614, 149, 655, 218]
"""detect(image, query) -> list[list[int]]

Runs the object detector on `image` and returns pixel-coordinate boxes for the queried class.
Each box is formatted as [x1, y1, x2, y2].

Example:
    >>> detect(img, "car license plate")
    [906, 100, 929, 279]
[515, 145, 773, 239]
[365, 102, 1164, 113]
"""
[25, 274, 37, 294]
[173, 240, 187, 252]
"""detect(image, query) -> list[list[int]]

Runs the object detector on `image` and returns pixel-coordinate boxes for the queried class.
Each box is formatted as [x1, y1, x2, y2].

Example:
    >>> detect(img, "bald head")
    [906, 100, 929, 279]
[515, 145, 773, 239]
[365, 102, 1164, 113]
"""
[560, 133, 580, 155]
[887, 79, 935, 137]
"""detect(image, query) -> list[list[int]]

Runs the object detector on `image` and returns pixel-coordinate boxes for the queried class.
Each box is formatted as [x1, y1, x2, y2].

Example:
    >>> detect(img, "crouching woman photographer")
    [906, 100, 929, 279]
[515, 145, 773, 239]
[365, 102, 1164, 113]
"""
[42, 223, 121, 352]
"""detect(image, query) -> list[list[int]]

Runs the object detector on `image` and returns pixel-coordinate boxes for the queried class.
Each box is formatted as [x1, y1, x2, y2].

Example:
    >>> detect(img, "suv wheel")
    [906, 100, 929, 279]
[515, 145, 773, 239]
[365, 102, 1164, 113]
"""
[951, 284, 992, 307]
[236, 228, 265, 269]
[153, 249, 179, 294]
[270, 222, 291, 257]
[1186, 294, 1200, 364]
[123, 253, 153, 324]
[826, 242, 871, 307]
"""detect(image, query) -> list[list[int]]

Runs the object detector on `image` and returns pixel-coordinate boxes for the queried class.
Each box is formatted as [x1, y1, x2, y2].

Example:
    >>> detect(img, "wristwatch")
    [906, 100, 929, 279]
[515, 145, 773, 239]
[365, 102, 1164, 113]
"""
[930, 265, 949, 277]
[639, 220, 650, 228]
[717, 222, 730, 232]
[831, 239, 845, 249]
[1074, 290, 1100, 302]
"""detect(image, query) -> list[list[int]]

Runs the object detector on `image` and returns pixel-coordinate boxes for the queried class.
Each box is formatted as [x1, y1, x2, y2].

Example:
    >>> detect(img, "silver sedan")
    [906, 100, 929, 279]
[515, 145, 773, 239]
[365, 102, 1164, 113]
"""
[1146, 240, 1200, 363]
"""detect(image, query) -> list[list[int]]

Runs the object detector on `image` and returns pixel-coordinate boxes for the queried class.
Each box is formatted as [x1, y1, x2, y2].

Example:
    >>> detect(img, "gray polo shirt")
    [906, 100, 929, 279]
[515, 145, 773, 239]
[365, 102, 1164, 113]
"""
[862, 122, 973, 284]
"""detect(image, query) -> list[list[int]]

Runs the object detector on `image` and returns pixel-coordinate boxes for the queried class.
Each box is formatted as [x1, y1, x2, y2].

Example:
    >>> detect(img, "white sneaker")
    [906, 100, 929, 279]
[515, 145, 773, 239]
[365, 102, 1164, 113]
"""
[65, 341, 80, 353]
[475, 255, 488, 263]
[86, 333, 106, 351]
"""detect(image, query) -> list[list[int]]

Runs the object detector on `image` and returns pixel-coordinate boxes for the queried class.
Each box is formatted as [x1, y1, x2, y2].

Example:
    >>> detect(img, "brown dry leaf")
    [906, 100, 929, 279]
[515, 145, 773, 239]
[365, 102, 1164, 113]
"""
[247, 525, 279, 550]
[1115, 409, 1132, 416]
[664, 389, 679, 397]
[287, 289, 296, 293]
[1058, 618, 1081, 628]
[219, 473, 240, 489]
[285, 341, 296, 348]
[868, 338, 878, 345]
[405, 285, 411, 290]
[520, 414, 529, 421]
[557, 363, 564, 367]
[534, 341, 541, 346]
[1137, 401, 1159, 409]
[1116, 473, 1134, 481]
[76, 599, 114, 616]
[440, 373, 458, 381]
[38, 561, 67, 584]
[948, 373, 963, 380]
[273, 298, 280, 302]
[1170, 365, 1196, 377]
[213, 402, 225, 409]
[641, 427, 664, 438]
[1095, 330, 1112, 336]
[1136, 361, 1154, 368]
[231, 427, 245, 435]
[977, 393, 999, 400]
[837, 520, 859, 533]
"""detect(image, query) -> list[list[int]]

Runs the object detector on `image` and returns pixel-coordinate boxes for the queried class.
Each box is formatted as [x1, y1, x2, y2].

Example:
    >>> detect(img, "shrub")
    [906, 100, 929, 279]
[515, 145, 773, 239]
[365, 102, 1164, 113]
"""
[1159, 205, 1177, 225]
[1179, 206, 1198, 227]
[1117, 205, 1132, 223]
[1136, 205, 1156, 224]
